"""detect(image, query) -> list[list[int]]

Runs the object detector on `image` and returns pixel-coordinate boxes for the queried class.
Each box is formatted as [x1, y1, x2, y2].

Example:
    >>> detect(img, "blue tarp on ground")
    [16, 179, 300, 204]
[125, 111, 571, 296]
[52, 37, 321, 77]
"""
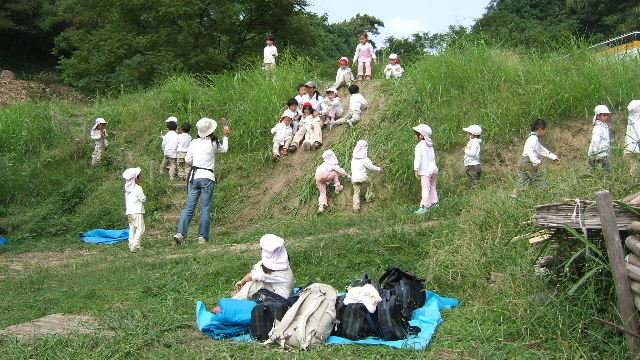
[196, 291, 458, 350]
[79, 229, 129, 244]
[196, 299, 257, 339]
[0, 237, 8, 245]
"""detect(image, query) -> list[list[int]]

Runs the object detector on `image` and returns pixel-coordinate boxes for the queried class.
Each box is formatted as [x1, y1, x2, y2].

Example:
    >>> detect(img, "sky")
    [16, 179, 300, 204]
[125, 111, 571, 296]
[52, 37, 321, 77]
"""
[306, 0, 491, 44]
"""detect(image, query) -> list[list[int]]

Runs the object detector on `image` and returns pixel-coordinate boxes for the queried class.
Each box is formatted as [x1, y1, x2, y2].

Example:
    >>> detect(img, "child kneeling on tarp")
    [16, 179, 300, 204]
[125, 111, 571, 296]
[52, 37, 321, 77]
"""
[233, 234, 295, 300]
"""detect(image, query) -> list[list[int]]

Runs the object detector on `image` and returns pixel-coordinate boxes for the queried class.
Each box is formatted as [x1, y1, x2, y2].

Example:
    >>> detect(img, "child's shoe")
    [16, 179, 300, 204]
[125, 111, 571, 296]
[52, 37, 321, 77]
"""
[288, 145, 297, 153]
[318, 204, 326, 213]
[414, 207, 428, 215]
[347, 119, 354, 127]
[366, 75, 372, 80]
[313, 141, 322, 149]
[198, 236, 208, 244]
[302, 141, 312, 151]
[335, 184, 343, 194]
[281, 148, 289, 155]
[272, 154, 280, 160]
[173, 233, 184, 246]
[358, 76, 363, 81]
[328, 122, 334, 131]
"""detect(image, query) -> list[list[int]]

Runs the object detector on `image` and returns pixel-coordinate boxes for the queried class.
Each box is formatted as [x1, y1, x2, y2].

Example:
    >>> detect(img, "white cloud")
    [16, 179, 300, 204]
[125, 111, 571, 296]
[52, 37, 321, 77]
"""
[385, 16, 429, 39]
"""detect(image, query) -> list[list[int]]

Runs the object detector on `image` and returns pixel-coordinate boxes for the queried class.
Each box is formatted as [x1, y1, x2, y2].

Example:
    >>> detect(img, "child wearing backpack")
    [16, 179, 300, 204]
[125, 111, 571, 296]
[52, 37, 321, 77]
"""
[90, 117, 108, 165]
[233, 234, 295, 299]
[176, 122, 193, 181]
[462, 125, 482, 188]
[588, 105, 611, 171]
[315, 149, 351, 213]
[161, 117, 179, 180]
[413, 124, 438, 214]
[122, 167, 146, 252]
[351, 140, 384, 212]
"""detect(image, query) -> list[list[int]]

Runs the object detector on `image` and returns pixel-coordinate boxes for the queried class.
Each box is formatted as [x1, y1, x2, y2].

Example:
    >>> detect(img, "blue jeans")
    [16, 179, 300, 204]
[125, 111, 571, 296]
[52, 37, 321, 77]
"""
[177, 178, 215, 240]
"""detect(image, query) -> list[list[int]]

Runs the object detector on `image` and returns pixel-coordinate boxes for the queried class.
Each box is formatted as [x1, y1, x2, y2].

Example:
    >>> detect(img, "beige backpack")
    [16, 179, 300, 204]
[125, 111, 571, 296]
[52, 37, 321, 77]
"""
[267, 283, 337, 350]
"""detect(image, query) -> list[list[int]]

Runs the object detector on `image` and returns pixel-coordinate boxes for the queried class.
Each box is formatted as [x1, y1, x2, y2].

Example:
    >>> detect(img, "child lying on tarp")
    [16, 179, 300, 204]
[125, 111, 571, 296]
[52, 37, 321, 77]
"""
[232, 234, 295, 300]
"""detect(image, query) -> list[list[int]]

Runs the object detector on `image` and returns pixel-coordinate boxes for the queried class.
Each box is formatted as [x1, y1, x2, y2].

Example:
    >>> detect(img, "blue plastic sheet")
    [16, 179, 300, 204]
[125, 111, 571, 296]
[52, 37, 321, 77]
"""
[79, 229, 129, 244]
[0, 237, 8, 245]
[196, 299, 257, 339]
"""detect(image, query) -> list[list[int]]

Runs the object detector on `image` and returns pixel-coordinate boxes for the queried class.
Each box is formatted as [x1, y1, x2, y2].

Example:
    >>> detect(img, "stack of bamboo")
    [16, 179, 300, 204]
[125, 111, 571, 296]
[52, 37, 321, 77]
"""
[534, 198, 640, 230]
[626, 222, 640, 311]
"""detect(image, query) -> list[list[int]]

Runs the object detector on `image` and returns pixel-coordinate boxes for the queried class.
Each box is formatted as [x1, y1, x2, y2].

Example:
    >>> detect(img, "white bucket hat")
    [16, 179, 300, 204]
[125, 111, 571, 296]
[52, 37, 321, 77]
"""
[196, 117, 217, 138]
[463, 124, 482, 136]
[260, 234, 289, 271]
[122, 167, 141, 193]
[305, 81, 317, 88]
[593, 105, 611, 125]
[92, 117, 106, 130]
[389, 53, 398, 60]
[325, 87, 337, 93]
[166, 116, 178, 123]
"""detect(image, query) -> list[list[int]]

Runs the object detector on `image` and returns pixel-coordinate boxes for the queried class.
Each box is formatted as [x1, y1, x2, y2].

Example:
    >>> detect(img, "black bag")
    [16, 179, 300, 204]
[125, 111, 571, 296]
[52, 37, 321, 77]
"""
[393, 279, 418, 320]
[333, 295, 377, 340]
[375, 289, 408, 341]
[249, 289, 291, 341]
[379, 267, 426, 308]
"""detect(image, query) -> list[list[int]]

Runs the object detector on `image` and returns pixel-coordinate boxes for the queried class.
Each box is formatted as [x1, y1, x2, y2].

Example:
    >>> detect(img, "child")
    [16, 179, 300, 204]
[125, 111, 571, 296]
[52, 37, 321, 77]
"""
[320, 87, 343, 126]
[462, 125, 482, 188]
[294, 84, 306, 114]
[315, 149, 351, 213]
[284, 98, 301, 134]
[302, 81, 324, 114]
[122, 167, 146, 252]
[351, 140, 384, 212]
[512, 119, 560, 197]
[413, 124, 438, 214]
[626, 100, 640, 175]
[90, 117, 108, 165]
[263, 36, 278, 70]
[384, 53, 404, 79]
[271, 115, 293, 160]
[352, 33, 377, 80]
[588, 105, 611, 171]
[333, 57, 354, 90]
[290, 102, 322, 151]
[176, 122, 193, 181]
[161, 118, 179, 180]
[332, 84, 368, 128]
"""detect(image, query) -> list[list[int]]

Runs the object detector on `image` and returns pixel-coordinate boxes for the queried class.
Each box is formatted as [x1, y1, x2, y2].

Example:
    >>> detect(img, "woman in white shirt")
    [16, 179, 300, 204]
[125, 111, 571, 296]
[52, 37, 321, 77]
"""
[174, 118, 230, 245]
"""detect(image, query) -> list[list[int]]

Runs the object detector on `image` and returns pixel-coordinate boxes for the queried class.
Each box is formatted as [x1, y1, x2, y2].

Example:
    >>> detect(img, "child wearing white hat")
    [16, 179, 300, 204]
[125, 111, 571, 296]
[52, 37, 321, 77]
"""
[351, 140, 384, 212]
[271, 115, 294, 160]
[122, 167, 146, 252]
[233, 234, 295, 299]
[90, 118, 108, 165]
[332, 84, 368, 128]
[588, 105, 611, 171]
[333, 57, 354, 90]
[626, 100, 640, 175]
[463, 125, 483, 188]
[413, 124, 438, 214]
[320, 87, 343, 126]
[315, 149, 351, 213]
[161, 117, 180, 180]
[384, 54, 404, 79]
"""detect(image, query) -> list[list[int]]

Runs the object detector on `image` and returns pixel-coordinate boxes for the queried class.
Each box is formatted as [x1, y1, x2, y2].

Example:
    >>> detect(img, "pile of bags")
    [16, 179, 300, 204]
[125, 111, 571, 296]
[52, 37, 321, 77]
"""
[249, 267, 426, 350]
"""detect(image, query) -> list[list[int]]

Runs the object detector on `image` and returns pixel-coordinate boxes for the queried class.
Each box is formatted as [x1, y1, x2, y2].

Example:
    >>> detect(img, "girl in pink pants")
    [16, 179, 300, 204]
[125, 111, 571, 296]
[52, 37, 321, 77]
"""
[352, 33, 377, 80]
[413, 124, 439, 214]
[315, 149, 351, 213]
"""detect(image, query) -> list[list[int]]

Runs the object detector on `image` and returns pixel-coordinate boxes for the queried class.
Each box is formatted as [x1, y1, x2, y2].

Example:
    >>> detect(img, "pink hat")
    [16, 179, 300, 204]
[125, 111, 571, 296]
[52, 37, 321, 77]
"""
[260, 234, 289, 271]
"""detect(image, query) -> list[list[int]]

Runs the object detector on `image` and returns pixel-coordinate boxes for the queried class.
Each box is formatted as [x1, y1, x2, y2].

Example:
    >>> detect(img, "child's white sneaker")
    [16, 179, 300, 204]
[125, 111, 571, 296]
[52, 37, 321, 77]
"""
[173, 233, 184, 246]
[335, 184, 343, 194]
[197, 236, 208, 244]
[318, 205, 326, 213]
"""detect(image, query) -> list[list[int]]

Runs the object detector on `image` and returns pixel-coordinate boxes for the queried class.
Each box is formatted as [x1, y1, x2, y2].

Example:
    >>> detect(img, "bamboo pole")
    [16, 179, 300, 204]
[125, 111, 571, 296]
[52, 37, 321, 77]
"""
[629, 263, 640, 283]
[627, 236, 640, 257]
[628, 253, 640, 268]
[632, 281, 640, 296]
[596, 190, 640, 355]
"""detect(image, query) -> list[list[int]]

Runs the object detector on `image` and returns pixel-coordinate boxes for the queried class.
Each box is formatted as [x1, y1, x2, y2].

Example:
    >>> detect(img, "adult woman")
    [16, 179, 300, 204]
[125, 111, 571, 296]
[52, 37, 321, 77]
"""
[173, 117, 230, 245]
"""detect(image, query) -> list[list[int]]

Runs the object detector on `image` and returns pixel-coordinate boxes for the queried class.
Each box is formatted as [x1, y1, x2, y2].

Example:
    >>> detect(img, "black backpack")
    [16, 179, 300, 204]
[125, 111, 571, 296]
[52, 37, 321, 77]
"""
[333, 295, 378, 340]
[249, 289, 291, 341]
[375, 289, 408, 341]
[379, 267, 426, 308]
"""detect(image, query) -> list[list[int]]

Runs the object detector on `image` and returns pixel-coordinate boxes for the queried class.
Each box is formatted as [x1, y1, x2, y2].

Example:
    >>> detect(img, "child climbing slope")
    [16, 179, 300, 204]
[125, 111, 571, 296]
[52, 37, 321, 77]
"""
[315, 149, 351, 213]
[350, 140, 383, 212]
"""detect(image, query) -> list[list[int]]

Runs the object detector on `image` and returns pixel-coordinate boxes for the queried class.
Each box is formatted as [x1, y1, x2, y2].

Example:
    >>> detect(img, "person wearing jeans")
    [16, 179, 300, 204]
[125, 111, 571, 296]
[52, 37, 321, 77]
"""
[174, 117, 229, 245]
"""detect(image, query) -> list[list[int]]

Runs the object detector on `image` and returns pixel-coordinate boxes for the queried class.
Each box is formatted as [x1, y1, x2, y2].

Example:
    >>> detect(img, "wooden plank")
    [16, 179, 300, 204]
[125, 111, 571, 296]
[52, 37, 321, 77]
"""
[533, 199, 640, 230]
[597, 190, 640, 355]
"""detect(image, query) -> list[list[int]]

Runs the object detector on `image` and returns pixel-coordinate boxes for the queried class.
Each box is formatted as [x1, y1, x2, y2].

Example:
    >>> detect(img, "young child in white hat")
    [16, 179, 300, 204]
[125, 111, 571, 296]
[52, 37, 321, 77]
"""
[626, 100, 640, 175]
[463, 125, 483, 188]
[384, 54, 404, 79]
[350, 140, 384, 212]
[315, 149, 351, 213]
[413, 124, 438, 214]
[161, 116, 180, 180]
[122, 167, 146, 252]
[90, 117, 108, 165]
[588, 105, 611, 171]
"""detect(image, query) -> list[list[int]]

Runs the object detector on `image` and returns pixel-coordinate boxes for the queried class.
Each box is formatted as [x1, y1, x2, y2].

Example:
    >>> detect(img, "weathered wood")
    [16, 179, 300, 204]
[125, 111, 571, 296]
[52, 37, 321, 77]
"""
[627, 253, 640, 268]
[627, 236, 640, 257]
[628, 263, 640, 283]
[597, 190, 640, 355]
[631, 281, 640, 296]
[635, 296, 640, 313]
[534, 199, 640, 230]
[632, 222, 640, 234]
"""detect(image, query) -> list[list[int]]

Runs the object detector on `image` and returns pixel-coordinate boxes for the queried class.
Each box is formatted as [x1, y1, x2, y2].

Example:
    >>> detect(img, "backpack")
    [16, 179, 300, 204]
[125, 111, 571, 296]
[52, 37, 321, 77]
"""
[379, 267, 426, 308]
[249, 289, 291, 341]
[332, 294, 378, 340]
[268, 283, 337, 349]
[392, 279, 418, 320]
[376, 289, 408, 341]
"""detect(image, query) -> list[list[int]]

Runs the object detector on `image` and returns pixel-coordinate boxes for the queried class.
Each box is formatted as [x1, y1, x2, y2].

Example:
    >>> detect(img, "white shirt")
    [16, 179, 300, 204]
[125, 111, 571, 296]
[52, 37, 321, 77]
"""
[336, 67, 354, 83]
[522, 133, 557, 165]
[463, 138, 482, 166]
[271, 122, 293, 144]
[351, 157, 380, 183]
[302, 93, 324, 112]
[125, 184, 146, 215]
[349, 93, 368, 112]
[295, 94, 304, 114]
[176, 133, 193, 153]
[414, 141, 438, 176]
[588, 122, 610, 159]
[321, 97, 342, 114]
[161, 131, 179, 158]
[384, 63, 404, 75]
[90, 129, 108, 147]
[185, 136, 229, 181]
[251, 261, 295, 298]
[353, 42, 376, 63]
[263, 45, 278, 64]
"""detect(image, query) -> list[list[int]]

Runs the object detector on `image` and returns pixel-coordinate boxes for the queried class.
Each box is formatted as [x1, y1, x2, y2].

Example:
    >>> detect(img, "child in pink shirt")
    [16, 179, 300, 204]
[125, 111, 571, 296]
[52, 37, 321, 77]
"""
[315, 149, 351, 213]
[352, 33, 377, 81]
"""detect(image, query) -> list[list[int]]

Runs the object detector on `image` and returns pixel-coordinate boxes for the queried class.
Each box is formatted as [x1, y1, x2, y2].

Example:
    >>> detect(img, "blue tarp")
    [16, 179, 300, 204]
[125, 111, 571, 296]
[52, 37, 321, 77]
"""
[196, 299, 257, 339]
[196, 291, 458, 350]
[0, 237, 8, 245]
[79, 229, 129, 244]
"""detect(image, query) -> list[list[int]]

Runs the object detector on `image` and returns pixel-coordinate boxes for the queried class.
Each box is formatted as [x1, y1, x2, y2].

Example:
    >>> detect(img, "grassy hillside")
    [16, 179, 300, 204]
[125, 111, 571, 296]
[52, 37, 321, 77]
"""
[2, 45, 640, 359]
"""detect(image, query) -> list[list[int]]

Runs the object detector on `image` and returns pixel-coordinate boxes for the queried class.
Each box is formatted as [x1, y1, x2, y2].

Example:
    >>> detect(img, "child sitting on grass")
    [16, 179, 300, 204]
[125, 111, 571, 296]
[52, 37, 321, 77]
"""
[161, 117, 179, 180]
[284, 98, 301, 134]
[350, 140, 383, 212]
[122, 167, 146, 253]
[384, 54, 404, 79]
[315, 149, 351, 213]
[332, 85, 368, 129]
[320, 87, 342, 126]
[176, 122, 193, 181]
[588, 105, 611, 171]
[413, 124, 438, 214]
[271, 115, 293, 160]
[290, 102, 322, 151]
[511, 119, 560, 198]
[462, 125, 482, 188]
[294, 84, 306, 114]
[90, 117, 108, 165]
[333, 57, 354, 90]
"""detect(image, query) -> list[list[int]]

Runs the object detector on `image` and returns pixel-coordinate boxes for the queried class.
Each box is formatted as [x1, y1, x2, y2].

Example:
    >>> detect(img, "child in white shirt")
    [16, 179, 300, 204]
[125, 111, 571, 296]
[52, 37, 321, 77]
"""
[295, 84, 306, 114]
[320, 87, 343, 126]
[161, 117, 179, 180]
[588, 105, 611, 171]
[271, 115, 293, 160]
[90, 117, 108, 165]
[176, 122, 193, 181]
[462, 125, 482, 188]
[284, 98, 301, 134]
[626, 100, 640, 175]
[122, 167, 146, 252]
[263, 36, 277, 70]
[333, 57, 354, 90]
[301, 81, 324, 114]
[333, 84, 368, 128]
[384, 53, 404, 79]
[353, 33, 377, 80]
[351, 140, 384, 212]
[413, 124, 438, 214]
[512, 119, 560, 197]
[290, 102, 323, 151]
[315, 149, 351, 213]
